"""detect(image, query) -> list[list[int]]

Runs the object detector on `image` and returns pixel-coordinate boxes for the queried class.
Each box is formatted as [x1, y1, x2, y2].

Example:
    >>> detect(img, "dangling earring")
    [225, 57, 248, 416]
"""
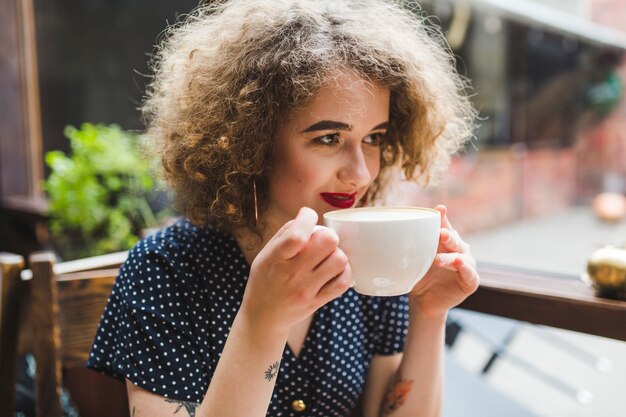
[253, 181, 259, 225]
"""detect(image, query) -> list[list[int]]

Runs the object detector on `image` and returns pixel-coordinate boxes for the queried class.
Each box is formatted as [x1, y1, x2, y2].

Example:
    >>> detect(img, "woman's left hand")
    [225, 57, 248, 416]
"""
[409, 204, 479, 317]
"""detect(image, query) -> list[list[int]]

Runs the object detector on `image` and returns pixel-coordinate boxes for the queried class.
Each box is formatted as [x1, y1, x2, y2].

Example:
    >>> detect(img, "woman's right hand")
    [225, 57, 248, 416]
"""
[238, 207, 352, 338]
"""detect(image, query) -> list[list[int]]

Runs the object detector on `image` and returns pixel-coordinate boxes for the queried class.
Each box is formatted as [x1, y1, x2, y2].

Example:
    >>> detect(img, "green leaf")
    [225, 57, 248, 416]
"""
[44, 123, 169, 260]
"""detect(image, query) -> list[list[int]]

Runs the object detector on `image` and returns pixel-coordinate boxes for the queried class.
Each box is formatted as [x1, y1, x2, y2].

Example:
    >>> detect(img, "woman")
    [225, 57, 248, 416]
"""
[87, 0, 479, 416]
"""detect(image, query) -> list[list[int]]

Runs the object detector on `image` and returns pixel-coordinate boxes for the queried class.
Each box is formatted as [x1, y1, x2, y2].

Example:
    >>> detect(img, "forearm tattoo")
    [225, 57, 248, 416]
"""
[165, 399, 200, 416]
[264, 360, 280, 381]
[381, 372, 414, 416]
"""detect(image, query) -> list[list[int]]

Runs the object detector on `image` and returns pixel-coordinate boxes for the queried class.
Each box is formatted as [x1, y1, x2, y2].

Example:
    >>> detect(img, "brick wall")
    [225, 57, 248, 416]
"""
[388, 148, 578, 234]
[574, 65, 626, 198]
[521, 148, 578, 217]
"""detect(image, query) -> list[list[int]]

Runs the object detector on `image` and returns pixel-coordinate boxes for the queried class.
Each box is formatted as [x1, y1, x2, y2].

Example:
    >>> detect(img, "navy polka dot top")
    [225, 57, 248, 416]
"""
[87, 219, 409, 416]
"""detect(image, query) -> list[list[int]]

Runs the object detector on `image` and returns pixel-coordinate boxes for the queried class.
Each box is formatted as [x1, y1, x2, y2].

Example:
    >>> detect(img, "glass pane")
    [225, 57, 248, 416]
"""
[34, 0, 199, 165]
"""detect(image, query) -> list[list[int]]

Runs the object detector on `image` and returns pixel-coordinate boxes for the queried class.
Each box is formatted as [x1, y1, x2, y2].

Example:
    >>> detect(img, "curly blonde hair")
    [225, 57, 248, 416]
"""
[142, 0, 476, 233]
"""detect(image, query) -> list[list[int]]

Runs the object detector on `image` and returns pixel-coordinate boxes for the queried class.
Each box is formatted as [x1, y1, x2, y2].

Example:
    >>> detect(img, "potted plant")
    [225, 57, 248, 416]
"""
[44, 123, 169, 260]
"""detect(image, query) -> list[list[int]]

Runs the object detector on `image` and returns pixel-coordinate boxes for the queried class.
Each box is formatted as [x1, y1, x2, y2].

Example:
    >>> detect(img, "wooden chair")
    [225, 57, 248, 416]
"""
[0, 253, 26, 417]
[0, 250, 130, 417]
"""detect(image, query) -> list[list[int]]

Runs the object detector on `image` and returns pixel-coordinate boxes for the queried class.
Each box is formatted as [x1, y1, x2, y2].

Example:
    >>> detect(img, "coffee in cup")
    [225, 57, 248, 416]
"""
[323, 206, 440, 296]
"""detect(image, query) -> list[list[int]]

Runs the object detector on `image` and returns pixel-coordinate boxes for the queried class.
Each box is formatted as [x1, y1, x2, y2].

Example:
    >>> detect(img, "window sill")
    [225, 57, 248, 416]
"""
[460, 262, 626, 342]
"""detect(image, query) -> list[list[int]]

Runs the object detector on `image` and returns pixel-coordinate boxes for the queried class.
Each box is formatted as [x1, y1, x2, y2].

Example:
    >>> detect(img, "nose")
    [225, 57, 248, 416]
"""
[337, 146, 373, 188]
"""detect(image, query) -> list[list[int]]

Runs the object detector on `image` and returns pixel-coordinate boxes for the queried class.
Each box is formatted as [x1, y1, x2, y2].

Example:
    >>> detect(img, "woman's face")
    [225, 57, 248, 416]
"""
[264, 72, 390, 228]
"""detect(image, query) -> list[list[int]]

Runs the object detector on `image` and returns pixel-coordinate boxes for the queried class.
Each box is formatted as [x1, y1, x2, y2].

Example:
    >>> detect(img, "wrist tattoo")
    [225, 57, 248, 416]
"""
[264, 360, 280, 381]
[165, 399, 200, 417]
[381, 372, 414, 416]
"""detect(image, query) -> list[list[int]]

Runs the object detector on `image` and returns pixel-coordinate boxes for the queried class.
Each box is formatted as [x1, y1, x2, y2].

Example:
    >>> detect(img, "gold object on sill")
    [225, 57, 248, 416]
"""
[586, 245, 626, 300]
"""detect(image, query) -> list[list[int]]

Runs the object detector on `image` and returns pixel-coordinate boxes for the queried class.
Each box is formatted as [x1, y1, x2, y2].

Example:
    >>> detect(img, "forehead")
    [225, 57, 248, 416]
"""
[286, 72, 390, 129]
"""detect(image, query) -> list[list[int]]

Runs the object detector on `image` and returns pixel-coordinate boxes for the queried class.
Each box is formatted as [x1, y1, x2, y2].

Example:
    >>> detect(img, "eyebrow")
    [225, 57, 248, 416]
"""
[371, 121, 389, 131]
[301, 120, 389, 133]
[301, 120, 351, 133]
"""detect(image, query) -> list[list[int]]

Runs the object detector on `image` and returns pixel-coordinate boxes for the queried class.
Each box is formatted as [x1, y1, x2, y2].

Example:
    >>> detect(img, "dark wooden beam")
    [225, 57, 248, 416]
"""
[0, 0, 43, 199]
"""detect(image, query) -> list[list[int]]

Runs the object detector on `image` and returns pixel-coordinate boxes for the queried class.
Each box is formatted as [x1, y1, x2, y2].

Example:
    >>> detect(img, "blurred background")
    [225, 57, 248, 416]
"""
[1, 0, 626, 416]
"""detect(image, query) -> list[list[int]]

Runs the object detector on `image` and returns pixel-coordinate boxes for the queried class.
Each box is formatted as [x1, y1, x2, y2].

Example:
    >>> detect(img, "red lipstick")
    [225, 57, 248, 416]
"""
[320, 192, 357, 209]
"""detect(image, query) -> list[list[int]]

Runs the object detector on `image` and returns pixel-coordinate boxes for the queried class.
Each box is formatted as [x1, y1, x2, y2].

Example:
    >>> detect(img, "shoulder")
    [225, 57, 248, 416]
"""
[125, 218, 228, 266]
[131, 218, 211, 255]
[119, 219, 234, 288]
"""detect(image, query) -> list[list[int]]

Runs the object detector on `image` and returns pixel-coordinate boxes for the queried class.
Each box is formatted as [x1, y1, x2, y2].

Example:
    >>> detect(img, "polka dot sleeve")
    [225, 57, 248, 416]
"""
[374, 294, 409, 355]
[87, 243, 208, 401]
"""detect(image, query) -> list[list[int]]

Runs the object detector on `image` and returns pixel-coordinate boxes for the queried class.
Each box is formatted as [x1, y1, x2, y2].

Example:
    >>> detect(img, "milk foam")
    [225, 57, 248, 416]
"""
[325, 208, 434, 221]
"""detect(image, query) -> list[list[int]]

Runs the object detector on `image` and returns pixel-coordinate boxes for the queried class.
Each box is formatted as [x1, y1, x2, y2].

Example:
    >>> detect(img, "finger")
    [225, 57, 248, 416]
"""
[312, 247, 348, 285]
[435, 254, 479, 293]
[316, 262, 352, 304]
[297, 227, 340, 270]
[452, 256, 480, 293]
[435, 204, 454, 230]
[434, 253, 462, 272]
[271, 219, 295, 241]
[439, 228, 471, 254]
[268, 207, 318, 260]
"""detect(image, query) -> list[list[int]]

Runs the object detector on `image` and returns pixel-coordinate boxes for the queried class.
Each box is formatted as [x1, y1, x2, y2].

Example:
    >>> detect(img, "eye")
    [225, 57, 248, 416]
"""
[314, 133, 340, 146]
[363, 132, 386, 146]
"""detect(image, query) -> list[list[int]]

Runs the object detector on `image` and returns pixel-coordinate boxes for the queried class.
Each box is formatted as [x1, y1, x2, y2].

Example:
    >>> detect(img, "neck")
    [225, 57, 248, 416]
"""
[233, 220, 280, 265]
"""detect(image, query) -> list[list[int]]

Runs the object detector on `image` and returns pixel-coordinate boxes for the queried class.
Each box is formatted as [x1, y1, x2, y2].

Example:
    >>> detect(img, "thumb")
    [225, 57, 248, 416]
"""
[267, 207, 318, 260]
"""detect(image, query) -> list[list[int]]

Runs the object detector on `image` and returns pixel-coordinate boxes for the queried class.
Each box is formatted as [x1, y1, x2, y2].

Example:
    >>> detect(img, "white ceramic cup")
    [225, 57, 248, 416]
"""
[323, 206, 441, 296]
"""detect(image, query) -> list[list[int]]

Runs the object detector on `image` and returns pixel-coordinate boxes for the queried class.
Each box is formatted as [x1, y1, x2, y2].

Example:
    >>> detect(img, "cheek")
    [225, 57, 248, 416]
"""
[289, 155, 314, 181]
[272, 155, 313, 190]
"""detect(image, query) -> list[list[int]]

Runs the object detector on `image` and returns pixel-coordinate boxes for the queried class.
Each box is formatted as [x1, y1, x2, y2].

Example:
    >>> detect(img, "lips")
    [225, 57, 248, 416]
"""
[320, 192, 357, 209]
